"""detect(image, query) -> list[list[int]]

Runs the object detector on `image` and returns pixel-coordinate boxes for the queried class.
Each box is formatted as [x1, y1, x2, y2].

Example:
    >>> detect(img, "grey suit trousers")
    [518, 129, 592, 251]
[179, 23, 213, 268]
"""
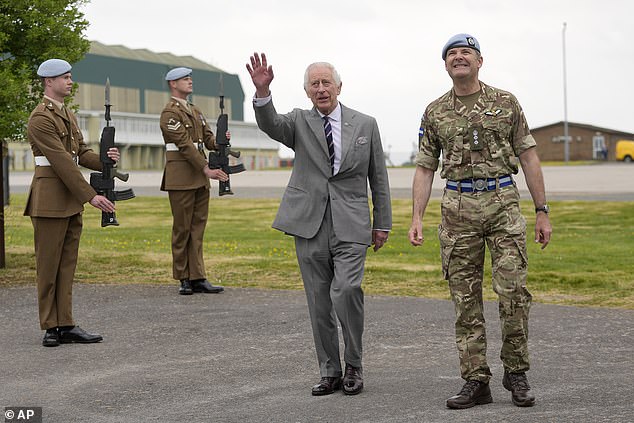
[294, 202, 367, 377]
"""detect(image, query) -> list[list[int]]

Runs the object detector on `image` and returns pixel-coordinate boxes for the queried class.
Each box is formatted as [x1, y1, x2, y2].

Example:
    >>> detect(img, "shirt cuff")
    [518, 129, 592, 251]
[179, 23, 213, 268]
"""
[252, 94, 272, 107]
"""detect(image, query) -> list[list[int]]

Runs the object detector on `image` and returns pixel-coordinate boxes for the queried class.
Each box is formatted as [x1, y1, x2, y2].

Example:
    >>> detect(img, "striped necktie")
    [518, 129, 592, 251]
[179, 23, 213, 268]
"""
[323, 116, 335, 174]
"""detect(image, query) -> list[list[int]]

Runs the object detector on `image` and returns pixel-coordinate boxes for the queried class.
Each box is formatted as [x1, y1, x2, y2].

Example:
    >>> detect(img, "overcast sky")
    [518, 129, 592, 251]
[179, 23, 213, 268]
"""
[82, 0, 632, 163]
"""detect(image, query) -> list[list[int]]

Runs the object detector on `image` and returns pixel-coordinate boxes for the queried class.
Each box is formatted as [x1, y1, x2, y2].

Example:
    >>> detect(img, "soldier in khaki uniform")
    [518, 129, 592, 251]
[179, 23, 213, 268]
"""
[25, 59, 121, 347]
[160, 67, 228, 295]
[408, 34, 552, 409]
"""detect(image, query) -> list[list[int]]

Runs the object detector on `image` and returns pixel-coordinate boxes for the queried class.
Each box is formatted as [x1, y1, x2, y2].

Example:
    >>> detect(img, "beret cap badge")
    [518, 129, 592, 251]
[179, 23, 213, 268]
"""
[441, 33, 481, 60]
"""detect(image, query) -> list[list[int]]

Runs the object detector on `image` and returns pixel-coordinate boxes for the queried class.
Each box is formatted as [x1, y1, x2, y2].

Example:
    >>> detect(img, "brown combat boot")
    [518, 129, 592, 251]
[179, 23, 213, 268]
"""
[446, 380, 493, 409]
[503, 370, 536, 407]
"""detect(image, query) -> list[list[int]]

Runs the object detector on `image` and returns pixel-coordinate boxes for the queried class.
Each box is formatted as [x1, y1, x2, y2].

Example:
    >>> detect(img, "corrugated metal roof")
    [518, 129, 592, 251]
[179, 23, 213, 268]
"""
[89, 40, 223, 72]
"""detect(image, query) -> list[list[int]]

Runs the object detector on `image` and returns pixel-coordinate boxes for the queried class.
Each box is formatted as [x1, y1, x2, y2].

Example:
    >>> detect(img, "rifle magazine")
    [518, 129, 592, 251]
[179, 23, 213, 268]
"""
[113, 189, 136, 201]
[228, 164, 246, 174]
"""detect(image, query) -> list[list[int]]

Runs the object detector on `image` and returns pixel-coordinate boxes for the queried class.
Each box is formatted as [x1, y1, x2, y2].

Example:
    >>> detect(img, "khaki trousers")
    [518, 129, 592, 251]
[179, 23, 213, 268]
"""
[168, 187, 209, 281]
[32, 214, 82, 330]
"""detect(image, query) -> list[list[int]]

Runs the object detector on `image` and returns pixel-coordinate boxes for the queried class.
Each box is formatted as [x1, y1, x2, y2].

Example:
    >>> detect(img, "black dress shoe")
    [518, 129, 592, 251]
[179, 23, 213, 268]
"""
[311, 376, 342, 396]
[446, 380, 493, 409]
[343, 364, 364, 395]
[42, 328, 60, 347]
[179, 279, 193, 295]
[191, 279, 224, 294]
[58, 326, 103, 344]
[503, 370, 535, 407]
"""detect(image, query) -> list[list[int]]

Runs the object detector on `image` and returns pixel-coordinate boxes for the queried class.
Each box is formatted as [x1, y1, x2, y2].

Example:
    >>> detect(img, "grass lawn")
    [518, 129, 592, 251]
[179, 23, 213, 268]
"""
[2, 194, 633, 309]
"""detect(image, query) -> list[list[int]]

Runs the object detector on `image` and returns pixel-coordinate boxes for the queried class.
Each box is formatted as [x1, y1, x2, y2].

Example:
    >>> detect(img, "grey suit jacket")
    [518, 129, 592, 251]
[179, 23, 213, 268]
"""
[255, 100, 392, 245]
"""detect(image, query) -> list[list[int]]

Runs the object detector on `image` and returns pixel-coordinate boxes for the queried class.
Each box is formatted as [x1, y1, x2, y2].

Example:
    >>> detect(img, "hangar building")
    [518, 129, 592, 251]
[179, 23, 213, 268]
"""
[10, 41, 278, 171]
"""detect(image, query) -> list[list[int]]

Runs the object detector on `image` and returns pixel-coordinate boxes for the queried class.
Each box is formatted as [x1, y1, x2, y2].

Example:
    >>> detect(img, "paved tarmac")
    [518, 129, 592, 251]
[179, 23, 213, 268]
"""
[3, 163, 634, 422]
[7, 162, 634, 200]
[1, 285, 633, 423]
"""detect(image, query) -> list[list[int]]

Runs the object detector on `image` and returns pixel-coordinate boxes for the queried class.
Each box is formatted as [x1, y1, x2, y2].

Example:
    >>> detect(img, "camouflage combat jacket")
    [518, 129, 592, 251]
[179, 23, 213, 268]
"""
[415, 82, 536, 181]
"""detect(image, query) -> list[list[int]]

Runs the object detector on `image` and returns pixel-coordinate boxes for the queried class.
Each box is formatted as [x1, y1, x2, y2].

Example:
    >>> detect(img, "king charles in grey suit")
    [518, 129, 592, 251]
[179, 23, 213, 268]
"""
[247, 53, 392, 396]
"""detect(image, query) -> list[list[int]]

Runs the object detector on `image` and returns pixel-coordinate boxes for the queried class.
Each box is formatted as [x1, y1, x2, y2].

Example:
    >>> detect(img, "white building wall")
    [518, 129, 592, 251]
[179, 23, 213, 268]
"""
[76, 110, 280, 171]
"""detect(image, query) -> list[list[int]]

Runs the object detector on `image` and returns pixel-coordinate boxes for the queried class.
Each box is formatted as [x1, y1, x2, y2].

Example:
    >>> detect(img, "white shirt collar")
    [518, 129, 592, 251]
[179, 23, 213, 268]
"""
[318, 102, 341, 122]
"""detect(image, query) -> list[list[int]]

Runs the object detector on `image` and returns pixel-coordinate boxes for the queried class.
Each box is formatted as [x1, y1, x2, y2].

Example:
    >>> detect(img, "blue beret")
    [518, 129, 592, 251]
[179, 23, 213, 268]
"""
[165, 67, 192, 81]
[442, 34, 480, 60]
[37, 59, 72, 78]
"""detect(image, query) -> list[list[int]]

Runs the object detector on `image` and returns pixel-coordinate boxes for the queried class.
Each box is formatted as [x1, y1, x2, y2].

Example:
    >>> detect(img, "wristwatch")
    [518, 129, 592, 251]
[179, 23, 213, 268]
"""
[535, 204, 550, 214]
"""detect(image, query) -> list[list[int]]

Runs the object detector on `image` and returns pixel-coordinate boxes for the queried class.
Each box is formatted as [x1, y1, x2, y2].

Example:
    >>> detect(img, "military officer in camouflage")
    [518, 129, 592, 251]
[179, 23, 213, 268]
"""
[160, 67, 228, 295]
[408, 34, 552, 409]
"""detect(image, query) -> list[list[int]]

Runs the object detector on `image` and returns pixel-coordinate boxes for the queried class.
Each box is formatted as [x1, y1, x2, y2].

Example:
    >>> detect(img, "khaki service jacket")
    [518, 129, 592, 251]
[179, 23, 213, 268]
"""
[159, 99, 217, 191]
[24, 99, 101, 218]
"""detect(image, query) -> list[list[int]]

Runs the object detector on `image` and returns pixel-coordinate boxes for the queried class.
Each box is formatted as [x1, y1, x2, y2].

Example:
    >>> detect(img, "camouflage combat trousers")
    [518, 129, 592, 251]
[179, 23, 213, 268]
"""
[438, 185, 532, 383]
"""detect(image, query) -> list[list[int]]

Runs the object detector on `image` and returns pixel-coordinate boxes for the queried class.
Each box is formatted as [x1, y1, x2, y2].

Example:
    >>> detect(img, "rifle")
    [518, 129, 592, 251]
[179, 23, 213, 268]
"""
[89, 78, 135, 226]
[208, 74, 245, 195]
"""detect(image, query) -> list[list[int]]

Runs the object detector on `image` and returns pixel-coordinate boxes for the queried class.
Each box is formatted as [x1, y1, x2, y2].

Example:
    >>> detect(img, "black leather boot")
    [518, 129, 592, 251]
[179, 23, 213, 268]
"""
[179, 279, 193, 295]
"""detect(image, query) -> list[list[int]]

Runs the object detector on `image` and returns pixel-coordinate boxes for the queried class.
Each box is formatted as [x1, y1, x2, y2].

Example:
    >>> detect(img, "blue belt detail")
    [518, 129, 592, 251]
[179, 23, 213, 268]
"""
[446, 175, 513, 192]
